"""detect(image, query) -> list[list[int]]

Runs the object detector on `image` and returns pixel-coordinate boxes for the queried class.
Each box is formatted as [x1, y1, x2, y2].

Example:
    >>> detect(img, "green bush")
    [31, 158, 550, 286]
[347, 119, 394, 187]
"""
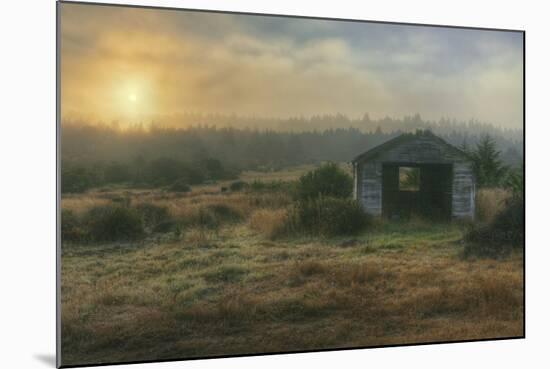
[103, 162, 131, 183]
[492, 196, 524, 245]
[61, 203, 177, 245]
[168, 179, 191, 193]
[147, 158, 184, 185]
[182, 167, 206, 185]
[201, 158, 224, 180]
[61, 166, 99, 193]
[229, 180, 248, 192]
[463, 196, 524, 258]
[201, 158, 239, 181]
[134, 203, 173, 232]
[147, 158, 205, 186]
[504, 167, 524, 196]
[290, 197, 370, 237]
[193, 208, 221, 229]
[295, 163, 353, 201]
[83, 205, 144, 242]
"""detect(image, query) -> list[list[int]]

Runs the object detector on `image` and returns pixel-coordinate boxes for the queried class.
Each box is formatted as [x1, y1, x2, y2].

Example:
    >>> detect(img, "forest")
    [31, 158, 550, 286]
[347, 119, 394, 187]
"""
[61, 113, 523, 193]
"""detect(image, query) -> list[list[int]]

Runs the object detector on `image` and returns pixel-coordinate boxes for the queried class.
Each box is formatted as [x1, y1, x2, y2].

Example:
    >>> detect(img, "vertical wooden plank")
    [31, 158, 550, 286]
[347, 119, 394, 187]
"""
[353, 162, 358, 200]
[451, 162, 475, 219]
[361, 162, 382, 216]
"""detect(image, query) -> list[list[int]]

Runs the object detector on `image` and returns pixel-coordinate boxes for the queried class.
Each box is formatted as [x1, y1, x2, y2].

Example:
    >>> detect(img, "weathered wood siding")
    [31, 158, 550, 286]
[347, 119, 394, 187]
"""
[451, 162, 475, 219]
[354, 163, 362, 203]
[359, 162, 382, 216]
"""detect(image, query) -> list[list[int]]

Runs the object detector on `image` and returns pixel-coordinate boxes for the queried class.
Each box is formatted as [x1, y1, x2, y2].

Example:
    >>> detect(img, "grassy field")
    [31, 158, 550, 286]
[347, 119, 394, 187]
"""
[60, 166, 523, 366]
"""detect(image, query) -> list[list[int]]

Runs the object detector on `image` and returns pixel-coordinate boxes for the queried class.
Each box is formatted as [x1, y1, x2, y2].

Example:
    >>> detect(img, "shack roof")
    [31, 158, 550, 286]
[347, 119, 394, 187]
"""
[352, 130, 469, 164]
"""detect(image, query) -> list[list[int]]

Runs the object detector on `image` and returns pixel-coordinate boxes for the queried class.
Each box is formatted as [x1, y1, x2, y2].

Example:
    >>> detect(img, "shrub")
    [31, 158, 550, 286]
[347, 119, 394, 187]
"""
[134, 203, 173, 232]
[290, 197, 370, 237]
[193, 208, 220, 229]
[168, 179, 191, 193]
[103, 162, 131, 183]
[492, 196, 524, 246]
[153, 220, 179, 234]
[147, 158, 207, 186]
[463, 225, 509, 258]
[187, 204, 244, 229]
[201, 158, 224, 180]
[61, 209, 88, 243]
[206, 204, 244, 223]
[61, 166, 99, 193]
[504, 167, 524, 197]
[182, 167, 206, 185]
[230, 181, 248, 192]
[295, 163, 353, 201]
[83, 205, 144, 242]
[62, 203, 178, 244]
[147, 158, 184, 185]
[464, 196, 524, 258]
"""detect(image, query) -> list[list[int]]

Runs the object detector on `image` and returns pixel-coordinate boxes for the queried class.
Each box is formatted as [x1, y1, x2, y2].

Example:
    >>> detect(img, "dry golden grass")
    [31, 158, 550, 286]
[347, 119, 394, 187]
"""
[240, 163, 352, 182]
[476, 188, 511, 223]
[240, 164, 316, 182]
[61, 196, 111, 215]
[138, 193, 253, 219]
[184, 227, 215, 248]
[61, 189, 291, 229]
[60, 187, 524, 366]
[248, 209, 289, 239]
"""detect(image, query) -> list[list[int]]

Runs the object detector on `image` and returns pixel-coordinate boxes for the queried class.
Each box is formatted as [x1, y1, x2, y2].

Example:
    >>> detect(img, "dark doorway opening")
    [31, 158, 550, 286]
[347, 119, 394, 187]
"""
[382, 163, 453, 220]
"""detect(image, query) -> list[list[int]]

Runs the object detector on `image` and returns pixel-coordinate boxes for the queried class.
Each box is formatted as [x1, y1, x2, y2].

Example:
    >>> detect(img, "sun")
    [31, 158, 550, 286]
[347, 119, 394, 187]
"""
[112, 79, 155, 123]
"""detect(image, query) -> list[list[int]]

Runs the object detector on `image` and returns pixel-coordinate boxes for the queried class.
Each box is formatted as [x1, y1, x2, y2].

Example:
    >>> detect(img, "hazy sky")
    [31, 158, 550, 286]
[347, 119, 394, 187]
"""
[60, 3, 523, 129]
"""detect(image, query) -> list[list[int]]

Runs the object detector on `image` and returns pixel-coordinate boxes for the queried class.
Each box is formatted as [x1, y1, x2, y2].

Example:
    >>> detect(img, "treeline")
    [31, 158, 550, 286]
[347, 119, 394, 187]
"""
[61, 114, 523, 193]
[67, 112, 522, 141]
[62, 118, 522, 167]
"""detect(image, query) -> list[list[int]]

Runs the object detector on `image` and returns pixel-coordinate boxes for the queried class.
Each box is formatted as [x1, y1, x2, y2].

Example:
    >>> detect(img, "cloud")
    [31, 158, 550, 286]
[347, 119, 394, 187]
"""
[60, 2, 523, 129]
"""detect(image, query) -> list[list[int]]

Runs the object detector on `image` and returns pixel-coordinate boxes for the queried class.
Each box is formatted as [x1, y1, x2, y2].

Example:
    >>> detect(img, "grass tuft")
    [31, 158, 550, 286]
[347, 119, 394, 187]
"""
[202, 266, 248, 283]
[249, 209, 289, 239]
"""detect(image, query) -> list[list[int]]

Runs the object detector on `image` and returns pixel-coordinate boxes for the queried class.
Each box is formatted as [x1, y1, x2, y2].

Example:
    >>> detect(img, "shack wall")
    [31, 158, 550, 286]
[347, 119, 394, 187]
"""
[360, 162, 382, 216]
[451, 162, 476, 219]
[354, 133, 475, 220]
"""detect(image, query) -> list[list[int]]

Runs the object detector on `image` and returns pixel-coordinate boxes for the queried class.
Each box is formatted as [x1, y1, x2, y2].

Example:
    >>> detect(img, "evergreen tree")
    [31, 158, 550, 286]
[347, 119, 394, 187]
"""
[471, 135, 508, 187]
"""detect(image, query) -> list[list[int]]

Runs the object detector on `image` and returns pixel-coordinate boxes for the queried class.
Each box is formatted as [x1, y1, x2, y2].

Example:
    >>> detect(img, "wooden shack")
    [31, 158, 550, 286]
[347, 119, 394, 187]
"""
[352, 130, 475, 220]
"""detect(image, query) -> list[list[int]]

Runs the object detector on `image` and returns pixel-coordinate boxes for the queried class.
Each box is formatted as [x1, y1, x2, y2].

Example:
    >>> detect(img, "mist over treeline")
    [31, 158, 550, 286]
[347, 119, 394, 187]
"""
[65, 112, 523, 140]
[62, 113, 523, 169]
